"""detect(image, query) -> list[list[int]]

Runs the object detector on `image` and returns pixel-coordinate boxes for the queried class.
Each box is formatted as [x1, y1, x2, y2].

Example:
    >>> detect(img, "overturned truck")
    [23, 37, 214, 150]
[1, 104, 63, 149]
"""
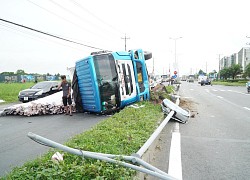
[72, 49, 152, 114]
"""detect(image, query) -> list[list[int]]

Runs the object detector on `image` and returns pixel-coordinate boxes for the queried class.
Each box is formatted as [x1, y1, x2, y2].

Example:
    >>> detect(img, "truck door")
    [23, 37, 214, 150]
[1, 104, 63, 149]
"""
[136, 61, 145, 93]
[116, 60, 136, 101]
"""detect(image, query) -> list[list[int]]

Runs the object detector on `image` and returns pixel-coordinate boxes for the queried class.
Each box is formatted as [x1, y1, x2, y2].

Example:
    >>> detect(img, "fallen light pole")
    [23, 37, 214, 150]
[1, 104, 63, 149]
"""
[27, 132, 177, 180]
[134, 110, 175, 158]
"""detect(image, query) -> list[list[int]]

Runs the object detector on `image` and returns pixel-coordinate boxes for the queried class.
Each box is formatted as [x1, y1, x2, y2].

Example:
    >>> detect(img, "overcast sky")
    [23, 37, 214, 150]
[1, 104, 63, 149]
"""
[1, 0, 250, 76]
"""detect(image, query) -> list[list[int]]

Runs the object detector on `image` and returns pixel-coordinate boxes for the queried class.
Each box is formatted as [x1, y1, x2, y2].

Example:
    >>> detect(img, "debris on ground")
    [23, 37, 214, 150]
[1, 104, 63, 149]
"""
[51, 152, 64, 163]
[128, 104, 145, 109]
[179, 98, 198, 118]
[150, 84, 173, 104]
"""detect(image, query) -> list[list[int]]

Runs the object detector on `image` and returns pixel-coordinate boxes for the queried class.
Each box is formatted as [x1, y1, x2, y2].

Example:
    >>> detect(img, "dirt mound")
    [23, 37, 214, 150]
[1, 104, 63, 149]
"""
[179, 98, 198, 118]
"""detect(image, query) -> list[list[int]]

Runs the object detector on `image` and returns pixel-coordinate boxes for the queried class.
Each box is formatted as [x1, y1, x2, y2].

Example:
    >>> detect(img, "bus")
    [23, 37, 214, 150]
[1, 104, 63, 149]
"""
[72, 49, 152, 114]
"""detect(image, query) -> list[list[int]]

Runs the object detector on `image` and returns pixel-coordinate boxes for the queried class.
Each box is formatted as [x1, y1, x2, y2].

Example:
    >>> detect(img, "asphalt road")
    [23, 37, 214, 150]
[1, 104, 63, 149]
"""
[179, 81, 250, 179]
[0, 111, 106, 177]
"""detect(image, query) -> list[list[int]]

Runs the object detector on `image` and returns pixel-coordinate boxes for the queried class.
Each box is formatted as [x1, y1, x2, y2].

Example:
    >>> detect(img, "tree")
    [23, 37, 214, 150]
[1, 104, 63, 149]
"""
[16, 69, 26, 75]
[219, 68, 230, 80]
[198, 69, 206, 75]
[244, 63, 250, 78]
[209, 70, 217, 79]
[229, 64, 242, 80]
[1, 72, 14, 75]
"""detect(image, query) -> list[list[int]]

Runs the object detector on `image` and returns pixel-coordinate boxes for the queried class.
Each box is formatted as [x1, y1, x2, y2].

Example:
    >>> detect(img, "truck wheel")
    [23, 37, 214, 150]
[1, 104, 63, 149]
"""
[144, 51, 152, 60]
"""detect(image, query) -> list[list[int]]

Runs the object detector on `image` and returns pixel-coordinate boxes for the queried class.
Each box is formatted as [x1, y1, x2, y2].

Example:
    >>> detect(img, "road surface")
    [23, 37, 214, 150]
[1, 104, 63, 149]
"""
[0, 111, 106, 177]
[179, 81, 250, 179]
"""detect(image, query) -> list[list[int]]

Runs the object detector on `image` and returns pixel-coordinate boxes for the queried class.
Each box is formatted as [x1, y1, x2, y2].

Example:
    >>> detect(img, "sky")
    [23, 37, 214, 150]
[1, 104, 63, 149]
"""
[1, 0, 250, 76]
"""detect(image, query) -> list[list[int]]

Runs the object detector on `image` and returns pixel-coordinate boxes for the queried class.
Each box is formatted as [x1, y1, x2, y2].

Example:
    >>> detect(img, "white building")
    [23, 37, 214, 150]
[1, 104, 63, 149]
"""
[238, 48, 250, 72]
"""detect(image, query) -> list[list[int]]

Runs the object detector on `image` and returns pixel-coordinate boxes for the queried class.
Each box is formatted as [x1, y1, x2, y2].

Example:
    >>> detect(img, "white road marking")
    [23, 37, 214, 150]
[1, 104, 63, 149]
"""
[227, 90, 250, 96]
[220, 90, 226, 92]
[168, 122, 182, 180]
[243, 107, 250, 111]
[189, 89, 194, 91]
[182, 97, 193, 99]
[213, 89, 218, 92]
[217, 96, 223, 99]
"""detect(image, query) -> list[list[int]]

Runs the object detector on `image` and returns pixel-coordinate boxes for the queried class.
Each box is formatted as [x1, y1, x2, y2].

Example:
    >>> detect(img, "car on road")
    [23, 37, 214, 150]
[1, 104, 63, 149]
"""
[161, 75, 170, 83]
[187, 78, 194, 83]
[201, 78, 212, 86]
[18, 81, 61, 102]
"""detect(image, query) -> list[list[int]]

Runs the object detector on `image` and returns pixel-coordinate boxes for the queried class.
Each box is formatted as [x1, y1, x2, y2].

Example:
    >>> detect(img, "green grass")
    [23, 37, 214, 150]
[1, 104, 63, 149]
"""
[212, 81, 247, 86]
[2, 101, 164, 179]
[0, 82, 35, 103]
[165, 85, 174, 93]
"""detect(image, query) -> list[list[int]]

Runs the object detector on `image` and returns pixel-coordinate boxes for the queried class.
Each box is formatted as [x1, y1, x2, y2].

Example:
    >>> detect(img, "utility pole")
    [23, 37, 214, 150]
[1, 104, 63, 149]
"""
[206, 61, 208, 75]
[121, 34, 130, 51]
[169, 37, 182, 76]
[217, 54, 222, 80]
[152, 58, 155, 74]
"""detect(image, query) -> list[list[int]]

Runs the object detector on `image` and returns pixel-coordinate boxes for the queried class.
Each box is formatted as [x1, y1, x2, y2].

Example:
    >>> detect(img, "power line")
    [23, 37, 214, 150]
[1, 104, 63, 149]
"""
[0, 18, 105, 50]
[69, 0, 123, 35]
[49, 0, 121, 41]
[0, 22, 84, 52]
[26, 0, 110, 42]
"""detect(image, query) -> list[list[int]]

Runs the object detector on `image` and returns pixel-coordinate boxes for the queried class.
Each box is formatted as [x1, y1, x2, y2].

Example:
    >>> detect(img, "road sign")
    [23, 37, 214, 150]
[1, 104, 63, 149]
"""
[172, 75, 177, 79]
[174, 71, 177, 75]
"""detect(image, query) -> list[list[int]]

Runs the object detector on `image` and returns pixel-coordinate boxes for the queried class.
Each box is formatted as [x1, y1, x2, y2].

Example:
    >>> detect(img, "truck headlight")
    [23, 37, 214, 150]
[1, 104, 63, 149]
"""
[35, 90, 43, 96]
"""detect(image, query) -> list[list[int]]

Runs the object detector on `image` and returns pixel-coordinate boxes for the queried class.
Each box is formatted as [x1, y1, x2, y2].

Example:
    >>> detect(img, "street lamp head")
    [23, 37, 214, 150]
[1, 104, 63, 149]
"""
[169, 37, 183, 40]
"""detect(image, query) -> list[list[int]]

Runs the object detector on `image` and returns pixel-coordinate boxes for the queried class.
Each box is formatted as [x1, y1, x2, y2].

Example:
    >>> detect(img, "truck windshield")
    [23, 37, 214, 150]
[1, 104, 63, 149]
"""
[93, 54, 119, 111]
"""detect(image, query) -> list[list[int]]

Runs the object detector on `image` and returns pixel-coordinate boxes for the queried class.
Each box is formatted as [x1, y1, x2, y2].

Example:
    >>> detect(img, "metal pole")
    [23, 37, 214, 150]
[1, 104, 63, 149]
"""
[174, 39, 177, 66]
[27, 132, 177, 180]
[135, 110, 175, 157]
[121, 34, 130, 51]
[218, 54, 221, 80]
[170, 37, 182, 77]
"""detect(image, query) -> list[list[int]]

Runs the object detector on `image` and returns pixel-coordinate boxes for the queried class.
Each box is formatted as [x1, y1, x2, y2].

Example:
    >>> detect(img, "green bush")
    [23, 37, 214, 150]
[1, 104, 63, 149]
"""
[2, 101, 164, 180]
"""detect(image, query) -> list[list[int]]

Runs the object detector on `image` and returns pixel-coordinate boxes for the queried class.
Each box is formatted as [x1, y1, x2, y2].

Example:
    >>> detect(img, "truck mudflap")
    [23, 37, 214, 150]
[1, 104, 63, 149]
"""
[161, 98, 190, 123]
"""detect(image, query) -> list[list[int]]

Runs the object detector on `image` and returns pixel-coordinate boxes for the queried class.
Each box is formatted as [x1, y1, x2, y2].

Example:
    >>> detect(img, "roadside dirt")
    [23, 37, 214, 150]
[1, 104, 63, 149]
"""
[179, 98, 198, 118]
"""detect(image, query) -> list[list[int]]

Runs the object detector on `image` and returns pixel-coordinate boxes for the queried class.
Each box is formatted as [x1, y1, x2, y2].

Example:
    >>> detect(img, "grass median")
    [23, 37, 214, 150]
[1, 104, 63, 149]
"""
[2, 101, 165, 179]
[212, 80, 247, 86]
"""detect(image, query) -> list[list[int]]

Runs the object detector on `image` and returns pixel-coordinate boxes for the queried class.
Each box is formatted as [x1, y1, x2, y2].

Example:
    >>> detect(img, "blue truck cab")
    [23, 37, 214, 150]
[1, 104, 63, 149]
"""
[73, 49, 152, 114]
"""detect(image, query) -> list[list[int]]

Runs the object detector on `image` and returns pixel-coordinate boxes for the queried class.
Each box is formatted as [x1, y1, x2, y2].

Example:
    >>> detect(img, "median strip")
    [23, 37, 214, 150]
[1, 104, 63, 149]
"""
[1, 101, 165, 179]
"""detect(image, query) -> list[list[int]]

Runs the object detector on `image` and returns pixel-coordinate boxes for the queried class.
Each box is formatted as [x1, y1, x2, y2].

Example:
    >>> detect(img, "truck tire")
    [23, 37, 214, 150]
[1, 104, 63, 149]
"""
[144, 51, 152, 60]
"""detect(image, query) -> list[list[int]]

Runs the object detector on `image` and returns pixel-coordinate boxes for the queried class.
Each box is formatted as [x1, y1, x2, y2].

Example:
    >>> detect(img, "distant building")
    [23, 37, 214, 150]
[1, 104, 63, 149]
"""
[220, 56, 229, 70]
[219, 49, 250, 72]
[238, 48, 250, 72]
